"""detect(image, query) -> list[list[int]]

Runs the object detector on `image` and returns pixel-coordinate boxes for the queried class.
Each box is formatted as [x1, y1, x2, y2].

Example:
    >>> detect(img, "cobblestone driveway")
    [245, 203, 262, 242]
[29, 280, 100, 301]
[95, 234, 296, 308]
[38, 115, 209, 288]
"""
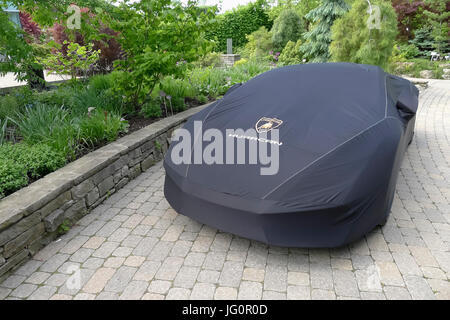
[1, 80, 449, 300]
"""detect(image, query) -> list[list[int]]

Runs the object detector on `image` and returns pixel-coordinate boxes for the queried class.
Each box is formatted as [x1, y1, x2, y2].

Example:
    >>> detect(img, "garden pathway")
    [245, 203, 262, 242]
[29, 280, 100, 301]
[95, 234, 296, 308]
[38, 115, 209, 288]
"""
[0, 79, 449, 300]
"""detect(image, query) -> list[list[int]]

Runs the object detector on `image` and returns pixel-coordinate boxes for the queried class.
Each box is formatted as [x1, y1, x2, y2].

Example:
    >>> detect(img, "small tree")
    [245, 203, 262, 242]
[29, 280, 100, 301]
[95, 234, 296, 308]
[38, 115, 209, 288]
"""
[300, 0, 349, 63]
[38, 41, 100, 83]
[278, 39, 303, 66]
[409, 26, 436, 57]
[330, 0, 398, 70]
[243, 26, 274, 60]
[107, 0, 215, 108]
[422, 0, 450, 55]
[271, 9, 303, 52]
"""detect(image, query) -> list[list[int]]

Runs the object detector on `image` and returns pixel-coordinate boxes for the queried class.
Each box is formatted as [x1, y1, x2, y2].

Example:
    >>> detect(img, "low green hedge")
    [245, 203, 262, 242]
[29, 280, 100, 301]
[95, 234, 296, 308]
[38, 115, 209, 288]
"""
[0, 143, 66, 198]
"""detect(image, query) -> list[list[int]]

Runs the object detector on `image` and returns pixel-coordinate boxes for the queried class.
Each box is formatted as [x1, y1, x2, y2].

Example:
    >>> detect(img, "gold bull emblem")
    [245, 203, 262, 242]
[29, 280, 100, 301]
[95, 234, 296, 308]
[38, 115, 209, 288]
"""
[256, 117, 283, 133]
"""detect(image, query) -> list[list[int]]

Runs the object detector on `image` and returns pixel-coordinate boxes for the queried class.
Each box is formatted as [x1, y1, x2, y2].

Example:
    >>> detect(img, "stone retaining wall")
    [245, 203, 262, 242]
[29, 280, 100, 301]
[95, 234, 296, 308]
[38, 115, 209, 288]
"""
[0, 104, 209, 280]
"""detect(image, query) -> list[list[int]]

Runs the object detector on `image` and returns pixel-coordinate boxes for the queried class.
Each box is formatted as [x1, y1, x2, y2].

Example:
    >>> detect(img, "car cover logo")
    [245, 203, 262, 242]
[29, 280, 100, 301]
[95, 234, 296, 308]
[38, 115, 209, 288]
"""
[255, 117, 283, 133]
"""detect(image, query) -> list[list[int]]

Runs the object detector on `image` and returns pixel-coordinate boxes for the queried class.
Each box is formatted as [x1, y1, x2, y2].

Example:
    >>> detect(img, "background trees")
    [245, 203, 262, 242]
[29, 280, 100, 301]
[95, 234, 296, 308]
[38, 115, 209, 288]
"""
[422, 0, 450, 55]
[205, 0, 273, 52]
[330, 0, 398, 70]
[300, 0, 350, 63]
[271, 8, 303, 52]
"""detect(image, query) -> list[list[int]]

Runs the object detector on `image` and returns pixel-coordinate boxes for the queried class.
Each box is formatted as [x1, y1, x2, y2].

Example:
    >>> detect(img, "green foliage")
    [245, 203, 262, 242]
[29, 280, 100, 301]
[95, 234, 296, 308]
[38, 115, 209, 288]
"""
[206, 0, 273, 52]
[330, 0, 398, 70]
[409, 26, 444, 58]
[0, 8, 42, 85]
[422, 0, 450, 54]
[192, 52, 223, 68]
[392, 43, 421, 61]
[188, 67, 230, 98]
[79, 109, 128, 146]
[73, 74, 125, 115]
[271, 9, 303, 52]
[57, 219, 72, 235]
[267, 0, 320, 30]
[278, 40, 303, 66]
[391, 58, 445, 79]
[141, 100, 163, 119]
[0, 118, 8, 145]
[301, 0, 349, 62]
[11, 103, 78, 157]
[0, 95, 20, 120]
[38, 41, 100, 82]
[0, 143, 66, 198]
[107, 0, 215, 108]
[243, 27, 274, 60]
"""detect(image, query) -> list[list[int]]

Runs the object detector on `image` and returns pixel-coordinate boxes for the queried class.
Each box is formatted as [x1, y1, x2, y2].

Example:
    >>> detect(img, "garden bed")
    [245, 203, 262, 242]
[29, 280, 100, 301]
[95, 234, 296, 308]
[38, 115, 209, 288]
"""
[0, 104, 209, 280]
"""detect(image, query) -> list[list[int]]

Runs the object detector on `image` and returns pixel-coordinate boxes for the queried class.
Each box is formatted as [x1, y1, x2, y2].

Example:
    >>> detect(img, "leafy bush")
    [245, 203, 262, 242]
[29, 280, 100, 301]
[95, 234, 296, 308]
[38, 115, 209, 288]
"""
[12, 104, 73, 143]
[188, 67, 230, 98]
[330, 0, 398, 70]
[73, 74, 125, 115]
[141, 100, 163, 119]
[409, 26, 438, 58]
[205, 0, 273, 52]
[271, 9, 303, 52]
[0, 159, 28, 199]
[0, 94, 20, 120]
[0, 143, 66, 198]
[234, 58, 248, 67]
[34, 86, 77, 109]
[391, 43, 421, 63]
[278, 40, 303, 66]
[243, 27, 274, 60]
[79, 110, 128, 147]
[391, 58, 444, 79]
[38, 41, 100, 82]
[0, 118, 8, 145]
[193, 52, 223, 68]
[107, 0, 215, 108]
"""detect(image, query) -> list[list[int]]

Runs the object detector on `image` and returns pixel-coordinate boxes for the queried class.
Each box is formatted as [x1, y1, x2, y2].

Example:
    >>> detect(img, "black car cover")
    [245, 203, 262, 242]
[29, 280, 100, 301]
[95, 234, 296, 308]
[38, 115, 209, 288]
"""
[164, 63, 419, 247]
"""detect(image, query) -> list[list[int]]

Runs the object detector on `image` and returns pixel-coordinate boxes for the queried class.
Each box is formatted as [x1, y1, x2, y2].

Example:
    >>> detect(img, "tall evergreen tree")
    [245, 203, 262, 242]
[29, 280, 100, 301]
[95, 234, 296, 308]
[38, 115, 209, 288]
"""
[300, 0, 349, 62]
[329, 0, 398, 70]
[423, 0, 450, 54]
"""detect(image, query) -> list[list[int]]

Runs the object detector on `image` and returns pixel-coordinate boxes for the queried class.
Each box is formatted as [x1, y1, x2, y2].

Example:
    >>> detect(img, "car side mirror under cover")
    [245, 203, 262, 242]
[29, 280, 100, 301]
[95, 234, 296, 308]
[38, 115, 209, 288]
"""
[396, 85, 419, 121]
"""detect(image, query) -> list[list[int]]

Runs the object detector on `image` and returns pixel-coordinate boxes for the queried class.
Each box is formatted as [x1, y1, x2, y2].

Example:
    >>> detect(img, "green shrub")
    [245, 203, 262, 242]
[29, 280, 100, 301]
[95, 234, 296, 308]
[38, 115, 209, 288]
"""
[243, 27, 274, 60]
[278, 40, 303, 66]
[79, 110, 129, 147]
[0, 143, 66, 198]
[35, 86, 77, 109]
[0, 159, 28, 199]
[158, 77, 197, 111]
[141, 100, 163, 119]
[188, 67, 230, 98]
[391, 58, 444, 79]
[0, 94, 20, 120]
[193, 52, 223, 68]
[398, 43, 421, 59]
[205, 0, 273, 52]
[271, 9, 303, 52]
[409, 26, 438, 58]
[330, 0, 397, 70]
[12, 104, 73, 143]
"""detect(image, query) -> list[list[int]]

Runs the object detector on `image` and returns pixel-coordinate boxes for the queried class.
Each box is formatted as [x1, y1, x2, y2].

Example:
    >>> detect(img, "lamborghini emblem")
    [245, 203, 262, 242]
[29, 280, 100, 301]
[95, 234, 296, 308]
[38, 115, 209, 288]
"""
[256, 117, 283, 133]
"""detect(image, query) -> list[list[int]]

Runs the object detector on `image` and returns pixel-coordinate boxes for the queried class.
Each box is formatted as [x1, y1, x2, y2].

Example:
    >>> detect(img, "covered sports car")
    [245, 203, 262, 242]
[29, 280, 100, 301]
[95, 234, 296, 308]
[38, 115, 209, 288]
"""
[164, 63, 419, 247]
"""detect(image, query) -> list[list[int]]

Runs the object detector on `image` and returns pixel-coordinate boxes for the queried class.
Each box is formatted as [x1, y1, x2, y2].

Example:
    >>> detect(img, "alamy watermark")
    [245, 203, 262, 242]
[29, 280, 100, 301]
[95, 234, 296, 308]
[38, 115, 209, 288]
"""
[366, 1, 381, 30]
[170, 121, 282, 176]
[67, 4, 81, 30]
